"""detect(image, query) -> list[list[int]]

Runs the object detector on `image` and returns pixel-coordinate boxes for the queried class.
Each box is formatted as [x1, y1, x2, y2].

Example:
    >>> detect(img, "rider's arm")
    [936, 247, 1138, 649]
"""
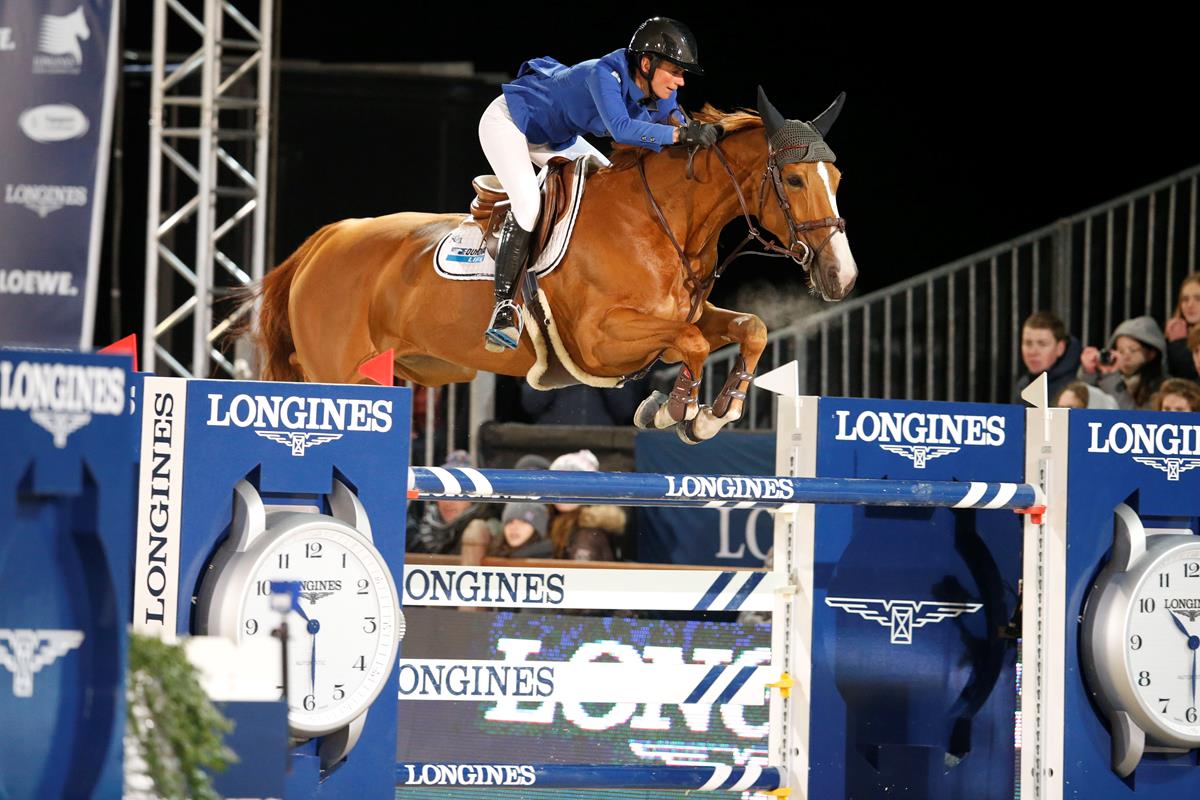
[585, 66, 677, 151]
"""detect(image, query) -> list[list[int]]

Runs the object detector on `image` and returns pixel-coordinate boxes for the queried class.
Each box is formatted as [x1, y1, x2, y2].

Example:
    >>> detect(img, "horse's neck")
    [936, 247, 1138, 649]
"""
[640, 135, 764, 260]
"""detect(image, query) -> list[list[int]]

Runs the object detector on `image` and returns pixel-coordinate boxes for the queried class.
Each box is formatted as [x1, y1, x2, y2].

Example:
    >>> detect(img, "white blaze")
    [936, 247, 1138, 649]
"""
[817, 161, 857, 294]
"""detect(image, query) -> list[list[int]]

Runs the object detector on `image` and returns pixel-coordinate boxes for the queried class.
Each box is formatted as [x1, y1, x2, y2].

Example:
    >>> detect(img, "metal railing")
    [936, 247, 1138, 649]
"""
[685, 164, 1200, 424]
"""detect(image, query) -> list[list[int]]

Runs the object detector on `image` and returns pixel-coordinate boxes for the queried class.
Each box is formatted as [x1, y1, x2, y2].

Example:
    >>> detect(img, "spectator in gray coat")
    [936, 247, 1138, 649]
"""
[1079, 316, 1168, 410]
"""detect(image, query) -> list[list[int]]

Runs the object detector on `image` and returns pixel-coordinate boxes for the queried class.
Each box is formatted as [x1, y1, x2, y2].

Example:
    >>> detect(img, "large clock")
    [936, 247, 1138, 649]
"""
[194, 479, 404, 770]
[1081, 502, 1200, 776]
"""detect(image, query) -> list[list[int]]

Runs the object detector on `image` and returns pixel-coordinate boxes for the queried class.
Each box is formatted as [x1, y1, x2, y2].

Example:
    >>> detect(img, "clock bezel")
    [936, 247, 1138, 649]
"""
[1082, 507, 1200, 758]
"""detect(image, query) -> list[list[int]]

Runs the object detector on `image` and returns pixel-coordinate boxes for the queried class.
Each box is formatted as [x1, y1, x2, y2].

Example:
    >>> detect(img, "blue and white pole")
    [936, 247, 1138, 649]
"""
[407, 466, 1043, 511]
[395, 762, 783, 792]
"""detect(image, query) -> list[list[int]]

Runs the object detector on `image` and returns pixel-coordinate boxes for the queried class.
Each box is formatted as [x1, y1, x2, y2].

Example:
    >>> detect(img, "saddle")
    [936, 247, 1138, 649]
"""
[469, 157, 580, 262]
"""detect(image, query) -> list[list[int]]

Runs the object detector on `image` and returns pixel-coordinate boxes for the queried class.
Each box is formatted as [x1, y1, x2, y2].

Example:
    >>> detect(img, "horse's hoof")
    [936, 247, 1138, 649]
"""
[634, 391, 668, 430]
[676, 418, 705, 446]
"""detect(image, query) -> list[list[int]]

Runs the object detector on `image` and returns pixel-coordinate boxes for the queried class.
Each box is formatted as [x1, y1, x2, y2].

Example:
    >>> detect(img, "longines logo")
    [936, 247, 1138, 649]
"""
[255, 430, 341, 457]
[664, 475, 794, 501]
[1089, 421, 1200, 481]
[878, 445, 958, 469]
[825, 596, 982, 644]
[5, 184, 88, 218]
[298, 580, 342, 604]
[1166, 599, 1200, 622]
[0, 360, 125, 447]
[834, 409, 1005, 469]
[207, 393, 392, 457]
[400, 764, 536, 787]
[0, 628, 85, 698]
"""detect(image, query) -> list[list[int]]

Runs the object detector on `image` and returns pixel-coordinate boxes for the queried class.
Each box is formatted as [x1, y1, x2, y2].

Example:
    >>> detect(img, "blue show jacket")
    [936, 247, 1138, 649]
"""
[501, 48, 682, 151]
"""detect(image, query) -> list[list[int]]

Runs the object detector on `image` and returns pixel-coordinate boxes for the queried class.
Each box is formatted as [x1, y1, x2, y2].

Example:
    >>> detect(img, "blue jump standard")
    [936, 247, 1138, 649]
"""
[408, 467, 1041, 511]
[395, 763, 783, 792]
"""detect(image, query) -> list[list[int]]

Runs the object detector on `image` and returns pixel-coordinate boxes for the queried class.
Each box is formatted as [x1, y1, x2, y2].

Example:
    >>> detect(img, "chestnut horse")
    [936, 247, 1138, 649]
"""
[249, 89, 856, 442]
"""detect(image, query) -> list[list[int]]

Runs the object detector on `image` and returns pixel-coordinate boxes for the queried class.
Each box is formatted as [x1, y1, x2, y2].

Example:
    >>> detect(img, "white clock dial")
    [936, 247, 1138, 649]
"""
[194, 479, 404, 757]
[1124, 545, 1200, 739]
[238, 524, 401, 738]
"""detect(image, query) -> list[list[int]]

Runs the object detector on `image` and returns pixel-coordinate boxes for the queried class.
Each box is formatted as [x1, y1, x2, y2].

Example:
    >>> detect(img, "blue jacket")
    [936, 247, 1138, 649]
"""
[501, 48, 682, 152]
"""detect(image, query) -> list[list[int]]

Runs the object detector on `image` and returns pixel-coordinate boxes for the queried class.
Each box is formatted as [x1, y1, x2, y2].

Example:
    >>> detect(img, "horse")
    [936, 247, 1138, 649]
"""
[248, 88, 857, 443]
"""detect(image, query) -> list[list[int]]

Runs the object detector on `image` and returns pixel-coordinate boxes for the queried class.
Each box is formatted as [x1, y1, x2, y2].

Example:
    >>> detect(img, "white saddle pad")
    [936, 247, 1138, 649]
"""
[433, 156, 589, 281]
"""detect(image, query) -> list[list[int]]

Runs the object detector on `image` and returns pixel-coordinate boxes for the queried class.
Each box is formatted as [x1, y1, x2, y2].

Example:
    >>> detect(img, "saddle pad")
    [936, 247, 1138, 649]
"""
[432, 156, 589, 281]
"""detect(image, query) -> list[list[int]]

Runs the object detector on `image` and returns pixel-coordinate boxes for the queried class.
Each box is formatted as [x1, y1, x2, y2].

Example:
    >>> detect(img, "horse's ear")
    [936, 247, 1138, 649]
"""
[812, 91, 847, 138]
[756, 86, 786, 137]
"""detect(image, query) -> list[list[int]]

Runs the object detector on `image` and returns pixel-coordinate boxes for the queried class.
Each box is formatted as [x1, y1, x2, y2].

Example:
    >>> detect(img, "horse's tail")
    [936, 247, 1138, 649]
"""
[243, 226, 330, 381]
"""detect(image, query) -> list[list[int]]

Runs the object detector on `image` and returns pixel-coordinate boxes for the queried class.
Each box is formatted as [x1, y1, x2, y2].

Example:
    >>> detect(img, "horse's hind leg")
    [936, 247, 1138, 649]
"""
[684, 304, 768, 441]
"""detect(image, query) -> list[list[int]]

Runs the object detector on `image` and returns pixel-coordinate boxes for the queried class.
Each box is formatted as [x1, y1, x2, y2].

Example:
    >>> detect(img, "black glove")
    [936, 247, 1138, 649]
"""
[677, 121, 720, 148]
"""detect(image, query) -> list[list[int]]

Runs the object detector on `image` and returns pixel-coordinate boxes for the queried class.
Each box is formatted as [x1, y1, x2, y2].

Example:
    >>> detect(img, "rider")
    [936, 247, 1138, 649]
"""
[478, 17, 721, 351]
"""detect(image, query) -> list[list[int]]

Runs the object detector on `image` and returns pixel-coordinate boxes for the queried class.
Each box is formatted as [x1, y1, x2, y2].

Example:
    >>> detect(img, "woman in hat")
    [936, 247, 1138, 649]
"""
[1079, 316, 1169, 409]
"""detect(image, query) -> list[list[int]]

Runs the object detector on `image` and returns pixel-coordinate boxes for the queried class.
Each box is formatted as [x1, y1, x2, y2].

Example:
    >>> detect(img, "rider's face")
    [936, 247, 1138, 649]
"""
[642, 57, 685, 99]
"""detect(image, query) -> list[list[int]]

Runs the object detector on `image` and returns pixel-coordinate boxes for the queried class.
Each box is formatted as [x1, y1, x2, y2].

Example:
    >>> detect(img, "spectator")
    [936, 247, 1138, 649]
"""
[513, 453, 551, 470]
[1150, 378, 1200, 412]
[1053, 381, 1118, 410]
[546, 449, 626, 561]
[1014, 311, 1081, 403]
[1188, 326, 1200, 381]
[406, 450, 499, 554]
[1165, 273, 1200, 380]
[519, 376, 649, 426]
[492, 502, 553, 558]
[1079, 316, 1168, 410]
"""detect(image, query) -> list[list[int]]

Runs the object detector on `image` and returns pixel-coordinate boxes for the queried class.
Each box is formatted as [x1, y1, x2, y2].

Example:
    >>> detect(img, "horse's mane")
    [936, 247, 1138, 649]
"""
[604, 105, 762, 172]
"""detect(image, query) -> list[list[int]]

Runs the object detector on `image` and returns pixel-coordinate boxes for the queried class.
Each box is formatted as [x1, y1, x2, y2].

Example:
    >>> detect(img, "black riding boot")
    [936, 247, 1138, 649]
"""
[484, 211, 533, 352]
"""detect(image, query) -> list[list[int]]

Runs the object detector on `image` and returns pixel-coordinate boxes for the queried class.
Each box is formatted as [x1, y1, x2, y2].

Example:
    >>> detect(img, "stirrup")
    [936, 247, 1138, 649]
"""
[484, 299, 524, 350]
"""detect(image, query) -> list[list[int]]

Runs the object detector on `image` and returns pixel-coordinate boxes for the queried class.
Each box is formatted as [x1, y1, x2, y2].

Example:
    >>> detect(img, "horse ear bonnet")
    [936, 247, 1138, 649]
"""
[756, 86, 840, 166]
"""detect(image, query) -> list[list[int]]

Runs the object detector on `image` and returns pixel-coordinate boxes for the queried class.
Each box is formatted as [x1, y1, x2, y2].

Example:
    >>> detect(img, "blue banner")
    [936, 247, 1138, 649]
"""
[0, 348, 135, 798]
[0, 1, 119, 348]
[809, 398, 1025, 800]
[634, 430, 775, 566]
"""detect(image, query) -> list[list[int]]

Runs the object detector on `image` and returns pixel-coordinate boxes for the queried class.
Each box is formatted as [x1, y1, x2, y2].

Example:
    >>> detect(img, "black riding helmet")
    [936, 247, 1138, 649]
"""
[627, 17, 704, 80]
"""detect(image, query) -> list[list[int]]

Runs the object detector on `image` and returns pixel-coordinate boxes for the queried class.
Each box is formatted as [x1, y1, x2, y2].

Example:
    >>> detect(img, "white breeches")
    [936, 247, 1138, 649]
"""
[478, 94, 611, 231]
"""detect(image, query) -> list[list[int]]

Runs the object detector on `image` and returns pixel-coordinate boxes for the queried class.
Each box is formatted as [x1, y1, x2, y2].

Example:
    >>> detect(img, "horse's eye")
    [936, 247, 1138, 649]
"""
[787, 175, 804, 188]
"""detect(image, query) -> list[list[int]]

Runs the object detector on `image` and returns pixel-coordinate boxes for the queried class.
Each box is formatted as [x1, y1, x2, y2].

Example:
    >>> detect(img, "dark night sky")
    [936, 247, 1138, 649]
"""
[123, 9, 1198, 304]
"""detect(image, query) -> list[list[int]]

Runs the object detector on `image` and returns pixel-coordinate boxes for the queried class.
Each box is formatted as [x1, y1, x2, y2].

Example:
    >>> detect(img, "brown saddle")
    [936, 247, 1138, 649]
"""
[469, 156, 581, 262]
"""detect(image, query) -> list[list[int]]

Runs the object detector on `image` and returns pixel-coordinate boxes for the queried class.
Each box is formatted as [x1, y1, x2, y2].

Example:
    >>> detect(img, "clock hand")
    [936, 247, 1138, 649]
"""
[1169, 608, 1191, 638]
[291, 595, 311, 624]
[304, 617, 320, 699]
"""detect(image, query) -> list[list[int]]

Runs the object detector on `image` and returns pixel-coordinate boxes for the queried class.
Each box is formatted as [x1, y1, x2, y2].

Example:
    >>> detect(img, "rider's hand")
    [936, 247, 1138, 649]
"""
[676, 121, 720, 148]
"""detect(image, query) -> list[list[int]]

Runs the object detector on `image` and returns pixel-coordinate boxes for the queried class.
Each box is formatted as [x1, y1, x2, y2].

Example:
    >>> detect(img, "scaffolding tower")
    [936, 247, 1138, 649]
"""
[143, 0, 274, 378]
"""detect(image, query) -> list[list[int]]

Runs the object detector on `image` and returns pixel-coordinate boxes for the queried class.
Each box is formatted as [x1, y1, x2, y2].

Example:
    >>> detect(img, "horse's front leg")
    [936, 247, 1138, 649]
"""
[685, 303, 768, 441]
[589, 310, 711, 434]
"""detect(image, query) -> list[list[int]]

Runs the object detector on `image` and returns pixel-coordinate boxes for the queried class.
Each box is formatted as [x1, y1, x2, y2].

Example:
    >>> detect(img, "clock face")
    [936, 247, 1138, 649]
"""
[236, 523, 401, 738]
[1124, 542, 1200, 741]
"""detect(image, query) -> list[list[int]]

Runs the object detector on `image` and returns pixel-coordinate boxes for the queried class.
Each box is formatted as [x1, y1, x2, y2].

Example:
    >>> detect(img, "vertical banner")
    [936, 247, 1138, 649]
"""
[0, 1, 120, 348]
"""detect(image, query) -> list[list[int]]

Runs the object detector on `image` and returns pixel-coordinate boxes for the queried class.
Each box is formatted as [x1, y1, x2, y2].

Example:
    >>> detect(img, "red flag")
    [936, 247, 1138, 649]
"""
[358, 350, 395, 387]
[99, 334, 138, 372]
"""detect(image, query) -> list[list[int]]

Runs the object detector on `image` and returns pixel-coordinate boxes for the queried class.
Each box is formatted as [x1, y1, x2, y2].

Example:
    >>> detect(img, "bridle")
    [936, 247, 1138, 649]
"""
[637, 136, 846, 321]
